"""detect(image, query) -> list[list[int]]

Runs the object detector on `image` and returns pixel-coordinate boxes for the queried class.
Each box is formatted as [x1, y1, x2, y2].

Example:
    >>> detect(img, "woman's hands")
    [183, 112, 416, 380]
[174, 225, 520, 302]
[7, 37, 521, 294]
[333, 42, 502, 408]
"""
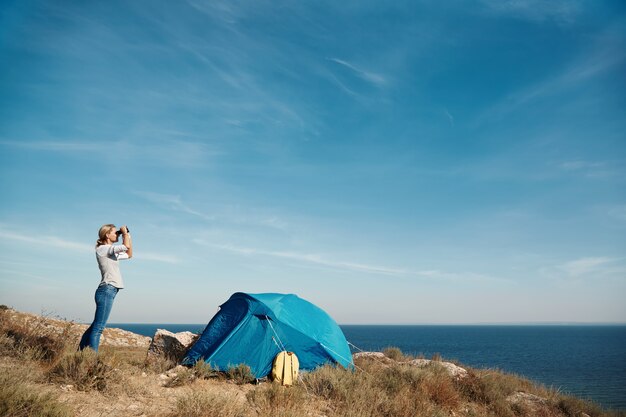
[120, 225, 133, 258]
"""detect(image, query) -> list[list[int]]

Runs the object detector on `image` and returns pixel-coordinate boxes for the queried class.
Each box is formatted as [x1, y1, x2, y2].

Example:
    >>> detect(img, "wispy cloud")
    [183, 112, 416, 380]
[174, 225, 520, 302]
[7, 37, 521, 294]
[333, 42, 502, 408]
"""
[327, 58, 387, 87]
[607, 205, 626, 222]
[134, 191, 215, 221]
[196, 240, 502, 283]
[0, 230, 93, 253]
[134, 252, 180, 264]
[134, 191, 290, 231]
[444, 108, 454, 126]
[557, 160, 620, 179]
[0, 228, 179, 263]
[474, 33, 625, 125]
[200, 241, 408, 275]
[0, 140, 107, 152]
[479, 0, 584, 24]
[559, 257, 616, 277]
[0, 138, 218, 168]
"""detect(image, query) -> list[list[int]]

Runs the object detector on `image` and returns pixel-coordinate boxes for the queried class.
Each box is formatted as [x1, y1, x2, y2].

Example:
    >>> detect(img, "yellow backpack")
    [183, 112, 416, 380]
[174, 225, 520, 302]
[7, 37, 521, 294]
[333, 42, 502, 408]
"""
[271, 351, 299, 386]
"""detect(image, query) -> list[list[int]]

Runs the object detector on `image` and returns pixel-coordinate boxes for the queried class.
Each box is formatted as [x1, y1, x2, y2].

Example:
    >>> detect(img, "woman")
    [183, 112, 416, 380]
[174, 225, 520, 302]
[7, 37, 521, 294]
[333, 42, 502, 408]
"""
[79, 224, 133, 352]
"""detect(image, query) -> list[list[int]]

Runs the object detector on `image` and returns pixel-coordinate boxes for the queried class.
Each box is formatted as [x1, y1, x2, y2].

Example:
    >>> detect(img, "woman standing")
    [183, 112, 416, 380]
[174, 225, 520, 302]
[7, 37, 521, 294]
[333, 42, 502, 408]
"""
[79, 224, 133, 352]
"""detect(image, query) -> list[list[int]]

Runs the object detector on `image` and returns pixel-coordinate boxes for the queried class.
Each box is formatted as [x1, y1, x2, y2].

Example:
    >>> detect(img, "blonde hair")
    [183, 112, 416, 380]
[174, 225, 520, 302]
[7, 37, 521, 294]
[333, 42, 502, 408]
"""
[96, 224, 116, 247]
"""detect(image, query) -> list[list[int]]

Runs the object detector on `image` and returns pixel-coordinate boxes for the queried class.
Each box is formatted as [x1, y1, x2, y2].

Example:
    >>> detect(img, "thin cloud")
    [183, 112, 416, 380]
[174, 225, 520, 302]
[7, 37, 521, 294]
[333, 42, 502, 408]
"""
[444, 108, 454, 126]
[0, 138, 217, 168]
[0, 140, 106, 152]
[607, 205, 626, 222]
[203, 242, 408, 276]
[560, 257, 614, 277]
[326, 70, 359, 97]
[327, 58, 387, 86]
[134, 191, 215, 221]
[0, 230, 93, 253]
[135, 191, 291, 232]
[560, 161, 603, 171]
[134, 252, 180, 264]
[558, 160, 621, 179]
[198, 241, 503, 283]
[479, 0, 584, 24]
[0, 229, 179, 263]
[474, 35, 625, 125]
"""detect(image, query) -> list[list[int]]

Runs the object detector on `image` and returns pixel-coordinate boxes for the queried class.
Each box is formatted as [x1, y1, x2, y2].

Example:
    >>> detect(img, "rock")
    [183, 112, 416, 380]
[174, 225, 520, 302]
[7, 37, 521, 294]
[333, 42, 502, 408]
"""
[166, 365, 187, 377]
[101, 327, 151, 348]
[147, 329, 199, 362]
[407, 358, 468, 379]
[353, 351, 395, 365]
[354, 352, 468, 379]
[506, 391, 548, 413]
[353, 351, 387, 360]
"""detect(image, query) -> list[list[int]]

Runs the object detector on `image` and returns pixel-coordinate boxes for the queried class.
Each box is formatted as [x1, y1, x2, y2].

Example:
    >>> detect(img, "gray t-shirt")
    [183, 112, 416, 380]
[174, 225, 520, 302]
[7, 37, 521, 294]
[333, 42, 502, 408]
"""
[96, 244, 129, 289]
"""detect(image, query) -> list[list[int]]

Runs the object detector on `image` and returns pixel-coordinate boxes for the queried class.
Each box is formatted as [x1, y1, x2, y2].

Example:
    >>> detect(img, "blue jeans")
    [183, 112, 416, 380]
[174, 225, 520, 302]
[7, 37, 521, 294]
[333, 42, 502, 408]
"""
[79, 283, 119, 352]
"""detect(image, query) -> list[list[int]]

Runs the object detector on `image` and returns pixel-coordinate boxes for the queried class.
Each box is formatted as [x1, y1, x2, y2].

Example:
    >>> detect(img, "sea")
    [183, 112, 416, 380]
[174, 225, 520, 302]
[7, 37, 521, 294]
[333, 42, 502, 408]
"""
[110, 323, 626, 410]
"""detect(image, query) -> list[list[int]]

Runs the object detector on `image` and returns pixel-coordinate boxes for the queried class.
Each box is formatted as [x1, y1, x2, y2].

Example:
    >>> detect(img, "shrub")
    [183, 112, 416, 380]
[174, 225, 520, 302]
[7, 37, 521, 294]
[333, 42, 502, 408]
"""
[383, 346, 405, 361]
[193, 360, 219, 380]
[420, 372, 460, 409]
[47, 349, 119, 392]
[455, 370, 491, 404]
[225, 363, 255, 385]
[0, 372, 71, 417]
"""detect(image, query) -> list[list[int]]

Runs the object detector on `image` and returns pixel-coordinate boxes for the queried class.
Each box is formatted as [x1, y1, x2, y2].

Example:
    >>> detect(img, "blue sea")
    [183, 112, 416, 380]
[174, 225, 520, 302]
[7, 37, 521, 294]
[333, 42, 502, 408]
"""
[110, 323, 626, 410]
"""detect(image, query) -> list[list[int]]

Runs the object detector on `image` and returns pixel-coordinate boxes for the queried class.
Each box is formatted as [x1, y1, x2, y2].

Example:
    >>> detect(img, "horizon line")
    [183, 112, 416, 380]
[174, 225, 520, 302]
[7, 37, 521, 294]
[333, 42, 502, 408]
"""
[108, 321, 626, 326]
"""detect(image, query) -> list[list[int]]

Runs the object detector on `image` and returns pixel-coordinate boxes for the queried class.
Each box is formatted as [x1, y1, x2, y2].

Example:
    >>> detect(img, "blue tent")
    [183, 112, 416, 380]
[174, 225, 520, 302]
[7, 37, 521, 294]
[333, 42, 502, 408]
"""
[181, 292, 353, 378]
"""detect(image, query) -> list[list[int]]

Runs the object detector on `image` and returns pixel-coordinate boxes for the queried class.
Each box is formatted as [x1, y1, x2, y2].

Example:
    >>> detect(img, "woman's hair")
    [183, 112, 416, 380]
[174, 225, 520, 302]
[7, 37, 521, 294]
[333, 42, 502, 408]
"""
[96, 224, 116, 247]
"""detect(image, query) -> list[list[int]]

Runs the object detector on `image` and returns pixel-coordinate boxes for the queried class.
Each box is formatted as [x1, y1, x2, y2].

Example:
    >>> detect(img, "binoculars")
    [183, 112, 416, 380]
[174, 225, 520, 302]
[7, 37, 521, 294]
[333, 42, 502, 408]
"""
[116, 227, 130, 236]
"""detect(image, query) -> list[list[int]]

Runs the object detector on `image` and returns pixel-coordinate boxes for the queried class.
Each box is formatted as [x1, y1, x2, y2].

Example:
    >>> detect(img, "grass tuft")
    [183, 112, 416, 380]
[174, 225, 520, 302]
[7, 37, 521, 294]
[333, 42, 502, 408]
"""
[193, 360, 219, 380]
[225, 363, 255, 385]
[47, 349, 119, 392]
[382, 346, 406, 361]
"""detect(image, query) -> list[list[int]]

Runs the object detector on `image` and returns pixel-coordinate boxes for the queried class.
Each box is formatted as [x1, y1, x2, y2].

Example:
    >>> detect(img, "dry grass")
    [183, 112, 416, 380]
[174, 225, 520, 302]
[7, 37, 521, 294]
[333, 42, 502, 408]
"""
[0, 308, 72, 364]
[0, 368, 71, 417]
[169, 390, 249, 417]
[144, 354, 177, 374]
[2, 307, 626, 417]
[47, 349, 120, 392]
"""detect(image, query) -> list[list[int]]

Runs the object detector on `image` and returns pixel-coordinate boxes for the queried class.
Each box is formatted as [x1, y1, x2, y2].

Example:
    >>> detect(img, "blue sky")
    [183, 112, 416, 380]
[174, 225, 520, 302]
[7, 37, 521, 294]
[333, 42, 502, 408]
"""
[1, 0, 625, 324]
